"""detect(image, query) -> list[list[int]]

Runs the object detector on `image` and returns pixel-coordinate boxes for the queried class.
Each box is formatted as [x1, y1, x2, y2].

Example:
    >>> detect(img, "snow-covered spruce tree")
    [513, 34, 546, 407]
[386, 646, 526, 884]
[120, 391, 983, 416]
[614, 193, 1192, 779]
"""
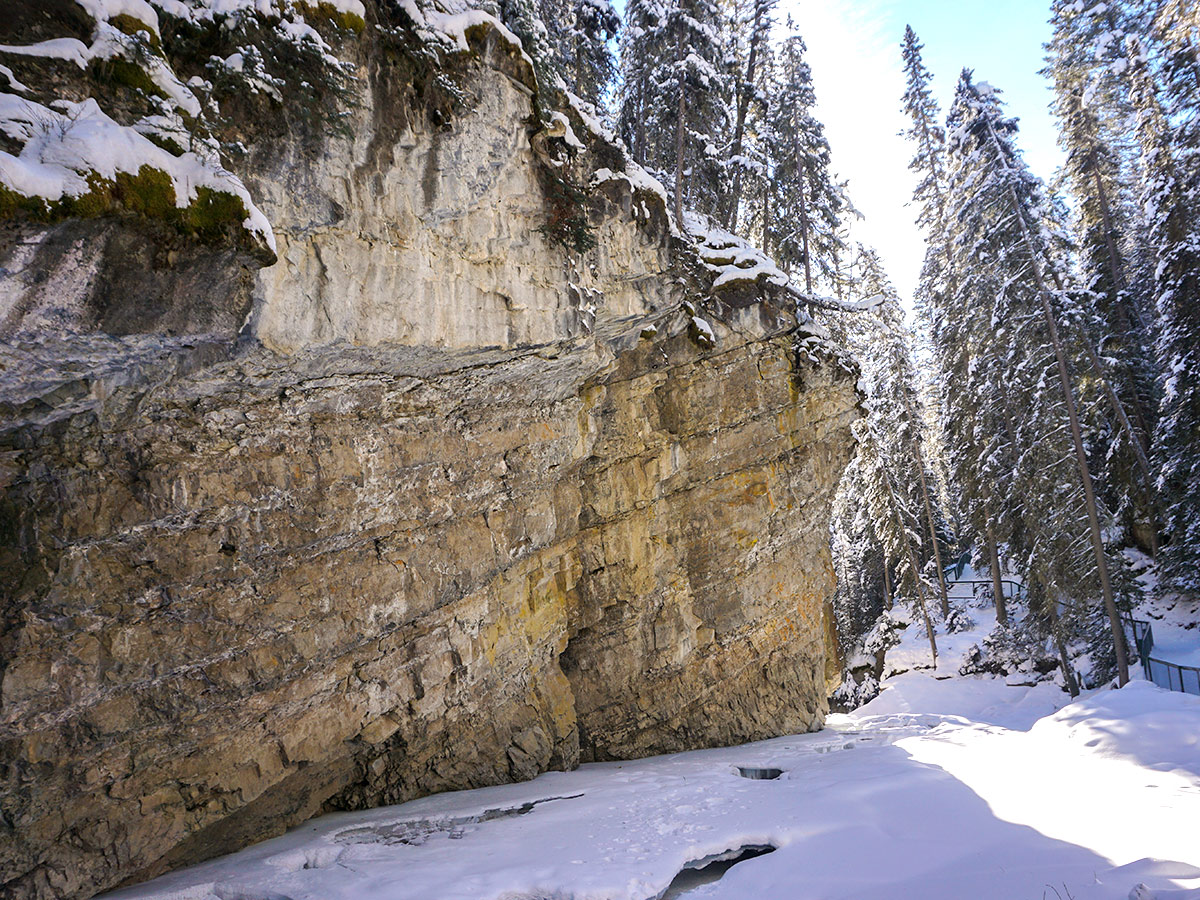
[616, 0, 732, 225]
[569, 0, 620, 105]
[765, 21, 845, 292]
[734, 34, 777, 253]
[1044, 0, 1161, 553]
[534, 0, 619, 106]
[856, 248, 954, 621]
[899, 31, 1014, 623]
[901, 26, 950, 250]
[722, 0, 774, 233]
[615, 0, 662, 164]
[905, 53, 1021, 627]
[823, 247, 953, 667]
[1127, 33, 1200, 594]
[943, 72, 1129, 683]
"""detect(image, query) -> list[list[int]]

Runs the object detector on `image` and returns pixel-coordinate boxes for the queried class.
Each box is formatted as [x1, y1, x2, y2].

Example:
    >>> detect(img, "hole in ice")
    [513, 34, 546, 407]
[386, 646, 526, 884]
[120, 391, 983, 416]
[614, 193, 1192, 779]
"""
[335, 793, 584, 846]
[656, 844, 777, 899]
[735, 766, 783, 780]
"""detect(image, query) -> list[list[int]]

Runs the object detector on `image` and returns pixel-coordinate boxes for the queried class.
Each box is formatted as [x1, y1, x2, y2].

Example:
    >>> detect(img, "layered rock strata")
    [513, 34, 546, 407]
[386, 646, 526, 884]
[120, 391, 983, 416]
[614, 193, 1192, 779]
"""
[0, 7, 859, 899]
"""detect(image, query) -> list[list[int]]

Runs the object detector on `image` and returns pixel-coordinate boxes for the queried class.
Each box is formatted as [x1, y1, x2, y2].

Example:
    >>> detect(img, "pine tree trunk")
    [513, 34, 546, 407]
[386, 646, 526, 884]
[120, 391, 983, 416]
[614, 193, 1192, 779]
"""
[882, 556, 893, 610]
[1042, 234, 1161, 555]
[635, 74, 647, 162]
[1046, 598, 1081, 697]
[986, 528, 1008, 625]
[762, 178, 771, 256]
[674, 37, 686, 231]
[984, 119, 1129, 686]
[917, 454, 951, 619]
[1088, 157, 1155, 454]
[793, 134, 814, 293]
[1076, 335, 1161, 556]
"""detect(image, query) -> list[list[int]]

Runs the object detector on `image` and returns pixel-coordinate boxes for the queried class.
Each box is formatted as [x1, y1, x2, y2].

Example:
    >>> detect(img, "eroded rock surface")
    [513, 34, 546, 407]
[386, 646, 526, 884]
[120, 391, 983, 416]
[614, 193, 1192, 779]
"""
[0, 12, 858, 900]
[0, 300, 856, 899]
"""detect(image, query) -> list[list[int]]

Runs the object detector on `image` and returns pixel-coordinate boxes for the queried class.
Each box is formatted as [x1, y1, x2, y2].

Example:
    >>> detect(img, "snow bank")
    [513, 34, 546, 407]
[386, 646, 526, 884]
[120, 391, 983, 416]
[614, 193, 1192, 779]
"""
[99, 676, 1200, 900]
[847, 670, 1072, 730]
[1031, 680, 1200, 776]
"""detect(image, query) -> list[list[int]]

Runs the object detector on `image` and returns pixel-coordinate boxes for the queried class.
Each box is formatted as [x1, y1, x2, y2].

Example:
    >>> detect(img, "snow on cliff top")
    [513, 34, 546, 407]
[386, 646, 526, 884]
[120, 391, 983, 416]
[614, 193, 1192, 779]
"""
[0, 0, 385, 250]
[0, 93, 274, 249]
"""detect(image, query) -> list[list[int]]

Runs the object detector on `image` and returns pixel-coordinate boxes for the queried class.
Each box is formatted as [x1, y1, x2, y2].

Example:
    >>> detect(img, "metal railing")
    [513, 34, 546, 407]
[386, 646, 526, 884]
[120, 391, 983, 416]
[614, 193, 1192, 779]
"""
[1122, 614, 1200, 696]
[944, 579, 1026, 602]
[943, 579, 1198, 694]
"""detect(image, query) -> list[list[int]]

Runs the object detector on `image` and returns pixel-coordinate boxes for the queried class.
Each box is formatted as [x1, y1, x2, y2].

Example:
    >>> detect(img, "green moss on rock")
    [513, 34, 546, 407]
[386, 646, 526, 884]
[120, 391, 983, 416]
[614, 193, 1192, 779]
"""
[297, 2, 367, 33]
[0, 165, 271, 261]
[108, 13, 161, 48]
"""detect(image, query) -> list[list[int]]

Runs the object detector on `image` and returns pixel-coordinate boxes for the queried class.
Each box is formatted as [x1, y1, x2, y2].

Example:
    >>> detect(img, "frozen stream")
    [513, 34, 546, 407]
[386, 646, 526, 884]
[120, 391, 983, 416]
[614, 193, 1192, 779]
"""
[102, 675, 1200, 900]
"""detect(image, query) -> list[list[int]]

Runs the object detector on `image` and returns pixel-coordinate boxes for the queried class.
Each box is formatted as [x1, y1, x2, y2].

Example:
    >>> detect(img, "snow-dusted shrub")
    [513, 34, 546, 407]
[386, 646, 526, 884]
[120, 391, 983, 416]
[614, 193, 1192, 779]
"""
[829, 670, 880, 712]
[958, 618, 1058, 681]
[944, 604, 975, 634]
[863, 609, 905, 661]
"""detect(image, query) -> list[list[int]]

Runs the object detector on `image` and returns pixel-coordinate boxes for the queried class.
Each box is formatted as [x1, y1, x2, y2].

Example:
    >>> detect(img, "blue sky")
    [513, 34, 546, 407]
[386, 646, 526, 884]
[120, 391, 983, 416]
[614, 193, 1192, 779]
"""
[887, 0, 1062, 181]
[775, 0, 1064, 307]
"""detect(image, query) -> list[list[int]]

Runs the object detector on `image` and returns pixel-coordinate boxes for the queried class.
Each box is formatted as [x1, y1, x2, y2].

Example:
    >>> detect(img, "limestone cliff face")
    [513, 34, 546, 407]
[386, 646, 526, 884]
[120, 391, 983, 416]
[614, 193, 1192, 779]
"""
[248, 32, 672, 352]
[0, 11, 858, 900]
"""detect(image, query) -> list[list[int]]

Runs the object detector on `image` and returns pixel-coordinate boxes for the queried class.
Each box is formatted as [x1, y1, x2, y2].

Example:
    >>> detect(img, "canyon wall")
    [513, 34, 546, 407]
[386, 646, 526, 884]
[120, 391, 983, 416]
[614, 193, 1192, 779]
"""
[0, 6, 859, 898]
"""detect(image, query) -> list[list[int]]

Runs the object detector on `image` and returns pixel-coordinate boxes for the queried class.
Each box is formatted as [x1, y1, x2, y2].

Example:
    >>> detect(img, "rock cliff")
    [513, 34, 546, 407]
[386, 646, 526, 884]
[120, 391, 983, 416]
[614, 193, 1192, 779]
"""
[0, 3, 859, 898]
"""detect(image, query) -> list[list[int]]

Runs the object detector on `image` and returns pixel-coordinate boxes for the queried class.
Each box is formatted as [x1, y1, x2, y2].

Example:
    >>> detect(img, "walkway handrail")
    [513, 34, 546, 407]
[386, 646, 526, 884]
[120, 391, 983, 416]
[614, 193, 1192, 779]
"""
[1121, 613, 1200, 696]
[944, 578, 1026, 600]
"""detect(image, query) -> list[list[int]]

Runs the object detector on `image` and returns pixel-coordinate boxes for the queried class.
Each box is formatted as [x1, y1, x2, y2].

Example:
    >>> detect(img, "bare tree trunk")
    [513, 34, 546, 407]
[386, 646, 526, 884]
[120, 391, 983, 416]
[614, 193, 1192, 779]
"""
[1076, 337, 1161, 556]
[793, 134, 813, 293]
[985, 118, 1129, 686]
[799, 183, 813, 293]
[634, 73, 647, 163]
[882, 556, 893, 610]
[917, 456, 951, 619]
[674, 37, 686, 231]
[1086, 157, 1155, 453]
[1046, 598, 1081, 697]
[725, 0, 765, 231]
[762, 184, 771, 256]
[986, 527, 1008, 625]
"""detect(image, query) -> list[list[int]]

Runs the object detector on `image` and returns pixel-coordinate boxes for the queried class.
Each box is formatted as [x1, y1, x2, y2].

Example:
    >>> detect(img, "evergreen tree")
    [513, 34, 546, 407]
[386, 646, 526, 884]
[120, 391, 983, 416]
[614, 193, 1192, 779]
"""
[1128, 33, 1200, 593]
[824, 247, 952, 663]
[616, 0, 732, 225]
[765, 21, 845, 292]
[572, 0, 620, 105]
[615, 0, 662, 163]
[723, 0, 774, 232]
[541, 0, 619, 106]
[942, 72, 1129, 682]
[1045, 0, 1160, 553]
[901, 26, 950, 243]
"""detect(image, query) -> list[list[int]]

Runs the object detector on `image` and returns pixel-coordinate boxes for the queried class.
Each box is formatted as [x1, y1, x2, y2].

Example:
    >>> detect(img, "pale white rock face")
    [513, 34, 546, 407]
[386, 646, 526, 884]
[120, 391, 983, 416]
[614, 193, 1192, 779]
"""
[250, 43, 672, 353]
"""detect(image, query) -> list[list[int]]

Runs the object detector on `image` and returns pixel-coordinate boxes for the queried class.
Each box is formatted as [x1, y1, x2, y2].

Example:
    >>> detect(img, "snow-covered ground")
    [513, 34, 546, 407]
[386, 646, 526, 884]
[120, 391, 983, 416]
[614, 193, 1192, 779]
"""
[882, 563, 1030, 681]
[1129, 551, 1200, 670]
[103, 675, 1200, 900]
